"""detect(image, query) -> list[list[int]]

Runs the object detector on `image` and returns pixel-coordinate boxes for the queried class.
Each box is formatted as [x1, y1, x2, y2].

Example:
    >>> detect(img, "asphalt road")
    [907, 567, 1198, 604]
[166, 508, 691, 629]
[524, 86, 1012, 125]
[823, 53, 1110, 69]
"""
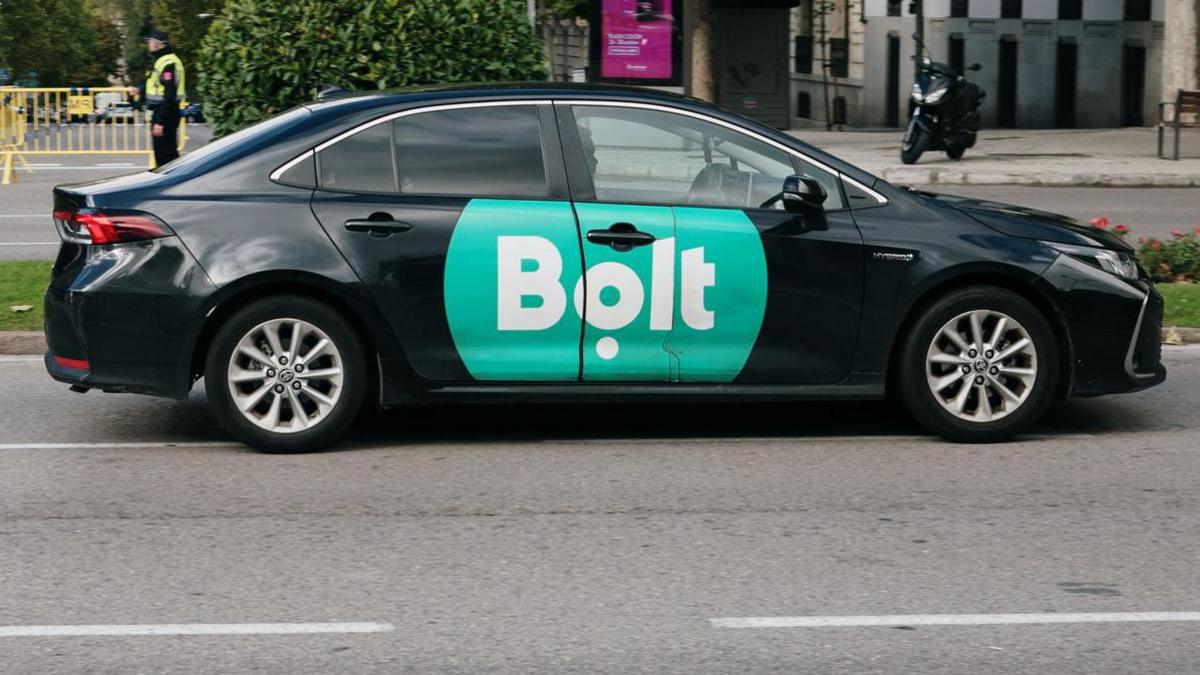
[0, 346, 1198, 674]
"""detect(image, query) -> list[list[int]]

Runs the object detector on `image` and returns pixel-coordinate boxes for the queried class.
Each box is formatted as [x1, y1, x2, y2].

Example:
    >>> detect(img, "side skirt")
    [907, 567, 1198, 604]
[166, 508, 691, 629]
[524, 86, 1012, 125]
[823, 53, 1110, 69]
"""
[407, 377, 886, 405]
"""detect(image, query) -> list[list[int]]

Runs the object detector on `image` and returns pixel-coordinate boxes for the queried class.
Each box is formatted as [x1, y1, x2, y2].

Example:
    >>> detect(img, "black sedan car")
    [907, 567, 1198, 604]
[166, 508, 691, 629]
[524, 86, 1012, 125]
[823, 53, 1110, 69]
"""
[44, 84, 1164, 452]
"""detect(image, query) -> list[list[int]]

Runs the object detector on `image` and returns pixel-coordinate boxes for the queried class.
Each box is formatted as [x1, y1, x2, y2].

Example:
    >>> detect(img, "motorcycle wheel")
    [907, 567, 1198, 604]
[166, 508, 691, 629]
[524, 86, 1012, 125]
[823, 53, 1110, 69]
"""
[900, 127, 931, 165]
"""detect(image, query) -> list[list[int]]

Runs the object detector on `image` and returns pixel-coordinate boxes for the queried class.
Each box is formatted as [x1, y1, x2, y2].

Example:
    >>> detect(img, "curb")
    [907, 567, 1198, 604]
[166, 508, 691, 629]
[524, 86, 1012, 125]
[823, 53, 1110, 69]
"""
[2, 328, 1199, 357]
[874, 167, 1200, 188]
[0, 331, 45, 356]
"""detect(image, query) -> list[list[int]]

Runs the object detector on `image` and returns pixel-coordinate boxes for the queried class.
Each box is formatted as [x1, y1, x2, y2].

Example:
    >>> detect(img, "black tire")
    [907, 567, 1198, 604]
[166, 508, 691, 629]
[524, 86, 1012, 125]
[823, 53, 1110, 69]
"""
[897, 287, 1058, 443]
[900, 127, 931, 165]
[204, 295, 367, 453]
[946, 145, 965, 160]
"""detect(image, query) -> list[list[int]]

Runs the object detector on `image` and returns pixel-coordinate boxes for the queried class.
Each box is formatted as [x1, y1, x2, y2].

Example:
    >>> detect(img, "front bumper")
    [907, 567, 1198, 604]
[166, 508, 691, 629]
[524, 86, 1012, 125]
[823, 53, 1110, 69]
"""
[43, 238, 216, 398]
[1037, 254, 1166, 397]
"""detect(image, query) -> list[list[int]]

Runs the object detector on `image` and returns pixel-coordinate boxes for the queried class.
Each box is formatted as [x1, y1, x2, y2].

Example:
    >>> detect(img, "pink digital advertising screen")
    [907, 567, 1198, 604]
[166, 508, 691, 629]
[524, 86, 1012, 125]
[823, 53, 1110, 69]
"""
[598, 0, 677, 82]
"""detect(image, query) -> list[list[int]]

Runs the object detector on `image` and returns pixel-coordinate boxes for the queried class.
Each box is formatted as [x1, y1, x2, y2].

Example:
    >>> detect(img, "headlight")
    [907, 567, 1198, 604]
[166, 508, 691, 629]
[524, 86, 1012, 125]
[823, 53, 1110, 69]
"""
[923, 85, 950, 105]
[911, 82, 923, 102]
[1047, 242, 1139, 280]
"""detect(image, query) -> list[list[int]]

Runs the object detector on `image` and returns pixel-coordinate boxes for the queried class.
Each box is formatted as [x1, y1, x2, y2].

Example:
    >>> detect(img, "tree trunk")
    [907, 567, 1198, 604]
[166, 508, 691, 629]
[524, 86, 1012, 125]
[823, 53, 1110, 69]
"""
[691, 0, 717, 102]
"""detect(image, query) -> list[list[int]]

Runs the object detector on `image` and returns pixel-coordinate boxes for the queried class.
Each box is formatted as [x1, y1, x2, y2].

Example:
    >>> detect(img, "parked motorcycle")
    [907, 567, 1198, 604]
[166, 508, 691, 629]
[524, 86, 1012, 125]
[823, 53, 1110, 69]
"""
[900, 39, 986, 165]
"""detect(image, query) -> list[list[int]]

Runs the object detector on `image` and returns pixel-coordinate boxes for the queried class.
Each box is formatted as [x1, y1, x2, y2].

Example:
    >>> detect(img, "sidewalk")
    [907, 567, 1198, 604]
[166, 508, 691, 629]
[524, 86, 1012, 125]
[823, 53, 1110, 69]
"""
[789, 127, 1200, 187]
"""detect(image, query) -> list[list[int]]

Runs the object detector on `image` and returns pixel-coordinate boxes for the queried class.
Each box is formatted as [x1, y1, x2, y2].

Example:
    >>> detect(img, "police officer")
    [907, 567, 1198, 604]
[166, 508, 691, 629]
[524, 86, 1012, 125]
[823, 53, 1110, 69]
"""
[136, 29, 185, 167]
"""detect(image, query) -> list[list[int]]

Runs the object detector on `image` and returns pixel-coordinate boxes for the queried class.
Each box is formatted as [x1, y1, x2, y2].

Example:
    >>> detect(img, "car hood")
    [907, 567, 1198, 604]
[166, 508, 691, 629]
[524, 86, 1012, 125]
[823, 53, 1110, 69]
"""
[915, 191, 1133, 252]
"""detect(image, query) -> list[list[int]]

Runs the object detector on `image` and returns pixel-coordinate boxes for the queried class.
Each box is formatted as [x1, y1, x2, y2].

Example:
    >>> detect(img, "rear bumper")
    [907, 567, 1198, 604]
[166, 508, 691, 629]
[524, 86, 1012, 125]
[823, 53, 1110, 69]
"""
[43, 238, 216, 398]
[1037, 254, 1166, 397]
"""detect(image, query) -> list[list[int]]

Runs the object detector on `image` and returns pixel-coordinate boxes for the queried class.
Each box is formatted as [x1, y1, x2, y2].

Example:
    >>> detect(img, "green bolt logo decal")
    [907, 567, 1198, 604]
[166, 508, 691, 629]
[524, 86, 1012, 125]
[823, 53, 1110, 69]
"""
[444, 199, 767, 382]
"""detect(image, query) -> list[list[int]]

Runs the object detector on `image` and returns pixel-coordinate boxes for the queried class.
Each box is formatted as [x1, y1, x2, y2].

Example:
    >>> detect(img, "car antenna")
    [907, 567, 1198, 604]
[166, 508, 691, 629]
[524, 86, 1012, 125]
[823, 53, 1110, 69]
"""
[316, 84, 351, 101]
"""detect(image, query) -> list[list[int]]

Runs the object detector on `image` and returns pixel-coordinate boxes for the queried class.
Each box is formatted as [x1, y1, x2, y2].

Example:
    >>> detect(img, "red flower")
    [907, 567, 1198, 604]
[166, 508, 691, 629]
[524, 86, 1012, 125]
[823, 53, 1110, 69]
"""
[1114, 224, 1129, 233]
[1173, 229, 1184, 238]
[1150, 239, 1162, 249]
[1090, 217, 1110, 229]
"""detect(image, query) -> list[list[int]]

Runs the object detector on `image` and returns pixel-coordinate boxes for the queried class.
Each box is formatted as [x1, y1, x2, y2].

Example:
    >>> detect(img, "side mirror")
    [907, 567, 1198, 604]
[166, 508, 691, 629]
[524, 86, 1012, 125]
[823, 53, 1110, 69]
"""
[968, 63, 982, 71]
[782, 174, 826, 212]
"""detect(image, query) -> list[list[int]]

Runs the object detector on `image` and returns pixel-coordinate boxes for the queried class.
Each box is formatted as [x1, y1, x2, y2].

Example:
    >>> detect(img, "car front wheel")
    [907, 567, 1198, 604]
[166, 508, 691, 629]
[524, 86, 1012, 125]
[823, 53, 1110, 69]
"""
[205, 295, 366, 453]
[898, 287, 1057, 442]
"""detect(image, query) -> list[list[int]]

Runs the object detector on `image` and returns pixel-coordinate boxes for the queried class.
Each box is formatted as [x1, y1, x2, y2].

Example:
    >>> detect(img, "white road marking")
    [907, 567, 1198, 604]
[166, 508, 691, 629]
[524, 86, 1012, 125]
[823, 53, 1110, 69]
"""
[0, 441, 240, 451]
[24, 163, 63, 168]
[710, 612, 1200, 629]
[0, 622, 394, 637]
[19, 166, 147, 172]
[95, 162, 136, 167]
[566, 432, 1094, 445]
[0, 356, 44, 363]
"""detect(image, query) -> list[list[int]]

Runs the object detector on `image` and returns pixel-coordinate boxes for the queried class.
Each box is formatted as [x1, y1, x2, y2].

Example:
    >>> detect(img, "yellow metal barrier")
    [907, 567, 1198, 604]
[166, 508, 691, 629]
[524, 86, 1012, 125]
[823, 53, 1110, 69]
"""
[0, 86, 189, 184]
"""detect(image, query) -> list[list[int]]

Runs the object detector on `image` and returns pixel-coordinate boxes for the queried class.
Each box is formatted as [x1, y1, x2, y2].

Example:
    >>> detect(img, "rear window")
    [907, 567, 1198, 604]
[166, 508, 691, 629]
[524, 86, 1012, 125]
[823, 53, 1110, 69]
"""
[154, 106, 311, 175]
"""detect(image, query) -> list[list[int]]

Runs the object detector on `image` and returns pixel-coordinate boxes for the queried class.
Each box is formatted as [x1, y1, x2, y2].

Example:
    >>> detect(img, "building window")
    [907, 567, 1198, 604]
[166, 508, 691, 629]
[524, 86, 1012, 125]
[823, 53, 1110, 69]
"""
[948, 35, 965, 73]
[828, 38, 849, 78]
[1058, 0, 1081, 19]
[1124, 0, 1150, 20]
[795, 35, 813, 74]
[1001, 0, 1021, 18]
[950, 0, 968, 17]
[797, 91, 812, 118]
[887, 0, 901, 16]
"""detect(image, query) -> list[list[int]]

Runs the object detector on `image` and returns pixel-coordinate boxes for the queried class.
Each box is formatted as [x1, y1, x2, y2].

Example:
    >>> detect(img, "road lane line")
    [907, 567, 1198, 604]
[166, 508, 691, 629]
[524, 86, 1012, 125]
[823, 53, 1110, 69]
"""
[565, 432, 1095, 445]
[19, 167, 146, 172]
[95, 162, 136, 167]
[0, 441, 239, 450]
[0, 356, 44, 363]
[0, 622, 394, 637]
[710, 612, 1200, 629]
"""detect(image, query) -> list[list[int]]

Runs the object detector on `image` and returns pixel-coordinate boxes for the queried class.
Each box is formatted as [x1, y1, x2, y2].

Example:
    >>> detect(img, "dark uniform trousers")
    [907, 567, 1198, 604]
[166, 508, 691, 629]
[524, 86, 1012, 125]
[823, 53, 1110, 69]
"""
[152, 105, 181, 167]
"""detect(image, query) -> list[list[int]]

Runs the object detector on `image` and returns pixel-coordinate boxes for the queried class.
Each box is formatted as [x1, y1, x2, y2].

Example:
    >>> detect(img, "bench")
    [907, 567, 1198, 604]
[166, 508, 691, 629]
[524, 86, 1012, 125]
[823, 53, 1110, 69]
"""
[1158, 89, 1200, 160]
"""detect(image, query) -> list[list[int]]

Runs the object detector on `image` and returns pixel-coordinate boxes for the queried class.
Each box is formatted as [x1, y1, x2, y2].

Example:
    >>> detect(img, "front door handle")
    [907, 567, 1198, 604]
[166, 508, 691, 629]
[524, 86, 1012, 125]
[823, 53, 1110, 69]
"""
[345, 216, 413, 237]
[586, 222, 656, 252]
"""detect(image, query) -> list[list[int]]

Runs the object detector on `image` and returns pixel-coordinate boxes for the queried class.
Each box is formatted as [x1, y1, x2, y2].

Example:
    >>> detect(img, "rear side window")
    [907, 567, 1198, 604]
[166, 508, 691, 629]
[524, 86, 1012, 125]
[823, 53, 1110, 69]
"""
[317, 122, 394, 193]
[393, 106, 547, 198]
[315, 105, 548, 198]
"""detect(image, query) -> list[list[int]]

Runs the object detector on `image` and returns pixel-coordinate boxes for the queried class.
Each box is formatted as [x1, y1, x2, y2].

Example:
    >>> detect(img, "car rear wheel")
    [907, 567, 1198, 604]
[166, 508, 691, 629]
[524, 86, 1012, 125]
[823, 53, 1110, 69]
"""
[898, 287, 1057, 442]
[205, 295, 366, 453]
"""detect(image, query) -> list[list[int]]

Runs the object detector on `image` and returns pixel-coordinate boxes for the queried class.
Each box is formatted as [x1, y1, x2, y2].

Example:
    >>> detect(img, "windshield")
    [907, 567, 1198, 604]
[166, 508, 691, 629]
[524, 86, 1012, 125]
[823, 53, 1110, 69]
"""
[153, 106, 311, 175]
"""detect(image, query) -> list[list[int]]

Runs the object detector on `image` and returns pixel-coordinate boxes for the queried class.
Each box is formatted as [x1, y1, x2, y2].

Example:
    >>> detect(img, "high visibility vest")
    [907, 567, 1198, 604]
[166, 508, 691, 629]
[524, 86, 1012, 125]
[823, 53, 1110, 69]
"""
[145, 52, 186, 106]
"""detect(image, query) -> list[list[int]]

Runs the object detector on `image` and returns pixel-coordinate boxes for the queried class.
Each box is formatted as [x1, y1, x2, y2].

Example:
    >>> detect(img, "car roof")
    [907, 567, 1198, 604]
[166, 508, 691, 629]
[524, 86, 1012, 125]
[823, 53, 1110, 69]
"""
[303, 82, 711, 114]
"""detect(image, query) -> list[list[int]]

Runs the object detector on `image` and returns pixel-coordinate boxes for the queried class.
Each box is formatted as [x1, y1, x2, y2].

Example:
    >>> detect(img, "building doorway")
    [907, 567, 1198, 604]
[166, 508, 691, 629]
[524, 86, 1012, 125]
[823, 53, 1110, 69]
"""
[998, 39, 1018, 127]
[1055, 41, 1077, 128]
[886, 34, 900, 127]
[1122, 45, 1146, 127]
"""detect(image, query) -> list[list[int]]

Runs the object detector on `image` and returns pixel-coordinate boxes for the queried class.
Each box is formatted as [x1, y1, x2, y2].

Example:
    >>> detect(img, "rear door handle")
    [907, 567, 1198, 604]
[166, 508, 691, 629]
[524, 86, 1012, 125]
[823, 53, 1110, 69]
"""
[586, 222, 656, 252]
[344, 219, 413, 236]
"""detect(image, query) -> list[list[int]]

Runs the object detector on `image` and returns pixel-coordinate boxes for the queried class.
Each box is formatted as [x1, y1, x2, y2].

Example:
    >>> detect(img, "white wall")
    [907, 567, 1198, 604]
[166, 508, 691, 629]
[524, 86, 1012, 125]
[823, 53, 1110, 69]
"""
[1083, 0, 1124, 19]
[969, 0, 1002, 18]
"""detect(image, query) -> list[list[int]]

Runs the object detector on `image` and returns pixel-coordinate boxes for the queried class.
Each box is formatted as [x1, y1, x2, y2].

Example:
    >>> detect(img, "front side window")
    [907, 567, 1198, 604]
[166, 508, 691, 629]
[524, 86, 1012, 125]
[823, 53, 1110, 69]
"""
[316, 105, 548, 198]
[571, 105, 842, 210]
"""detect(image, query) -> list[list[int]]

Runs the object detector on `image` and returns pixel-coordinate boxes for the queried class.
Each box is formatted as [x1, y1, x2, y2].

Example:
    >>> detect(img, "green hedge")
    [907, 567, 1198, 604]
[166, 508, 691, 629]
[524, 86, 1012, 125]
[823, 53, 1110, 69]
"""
[198, 0, 547, 136]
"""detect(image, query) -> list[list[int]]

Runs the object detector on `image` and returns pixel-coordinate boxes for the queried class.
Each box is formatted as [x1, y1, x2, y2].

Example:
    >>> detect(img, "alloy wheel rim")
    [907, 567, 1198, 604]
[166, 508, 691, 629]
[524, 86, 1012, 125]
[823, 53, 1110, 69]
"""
[226, 318, 344, 434]
[925, 310, 1037, 423]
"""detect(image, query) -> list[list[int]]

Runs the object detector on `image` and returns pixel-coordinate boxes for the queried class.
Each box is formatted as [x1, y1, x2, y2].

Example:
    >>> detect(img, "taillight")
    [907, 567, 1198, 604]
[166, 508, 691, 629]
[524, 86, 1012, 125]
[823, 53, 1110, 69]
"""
[52, 208, 172, 245]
